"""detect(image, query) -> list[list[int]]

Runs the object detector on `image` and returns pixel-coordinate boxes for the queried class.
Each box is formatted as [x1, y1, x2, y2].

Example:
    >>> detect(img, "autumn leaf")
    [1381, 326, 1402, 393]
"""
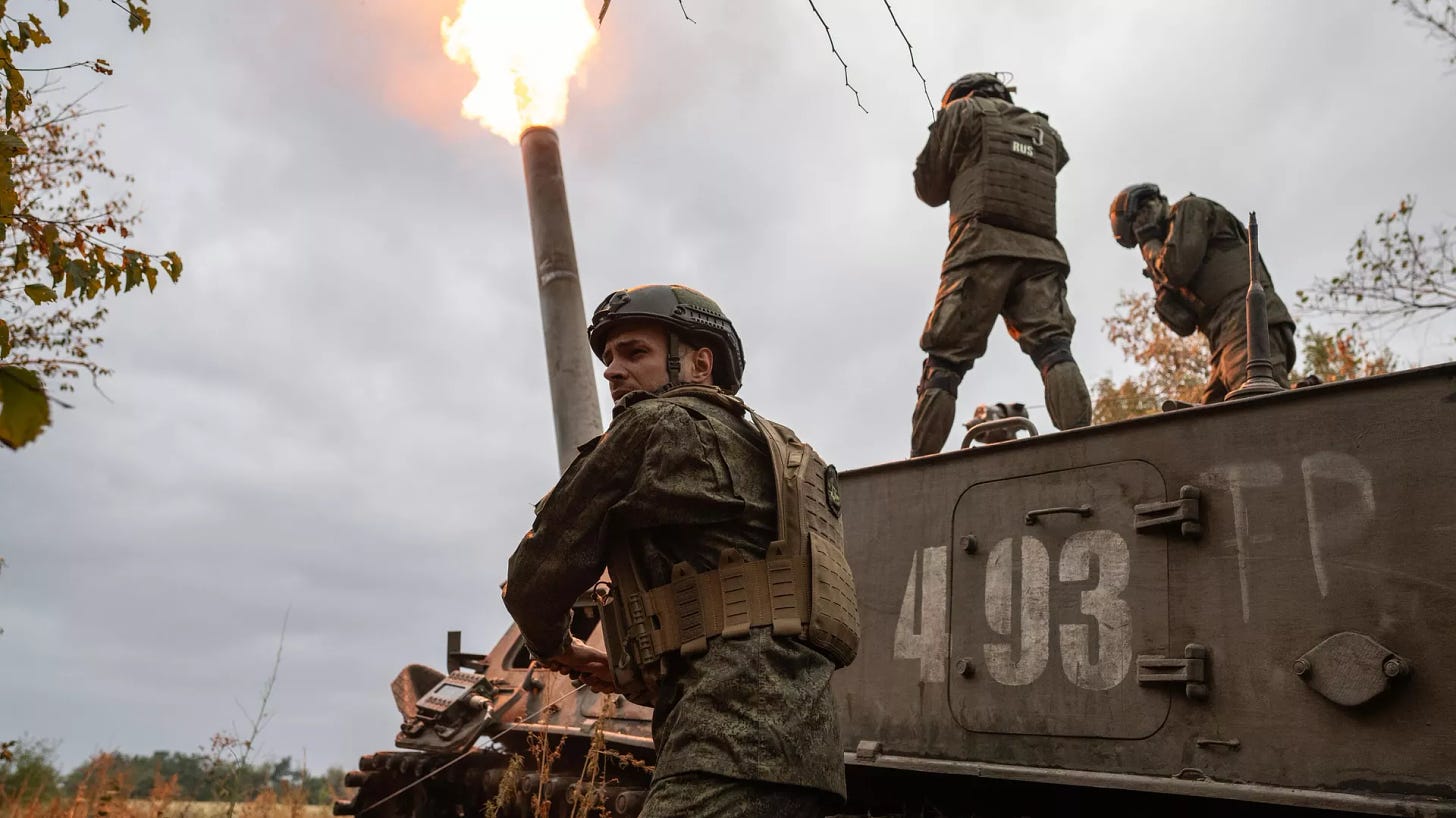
[0, 318, 10, 358]
[162, 250, 183, 282]
[0, 130, 27, 157]
[23, 283, 57, 304]
[0, 365, 51, 449]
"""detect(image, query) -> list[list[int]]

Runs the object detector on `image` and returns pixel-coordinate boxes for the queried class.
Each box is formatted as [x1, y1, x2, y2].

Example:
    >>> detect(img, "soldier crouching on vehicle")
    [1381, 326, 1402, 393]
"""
[910, 72, 1092, 457]
[503, 284, 859, 818]
[1109, 184, 1297, 403]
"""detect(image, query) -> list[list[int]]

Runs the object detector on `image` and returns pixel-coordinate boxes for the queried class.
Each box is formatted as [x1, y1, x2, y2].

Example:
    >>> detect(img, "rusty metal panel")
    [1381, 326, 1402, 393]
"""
[947, 461, 1170, 738]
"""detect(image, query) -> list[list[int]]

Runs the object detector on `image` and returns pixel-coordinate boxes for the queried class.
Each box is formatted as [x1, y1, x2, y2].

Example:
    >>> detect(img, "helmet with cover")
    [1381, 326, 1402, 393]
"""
[1109, 182, 1164, 248]
[588, 284, 746, 394]
[941, 72, 1013, 107]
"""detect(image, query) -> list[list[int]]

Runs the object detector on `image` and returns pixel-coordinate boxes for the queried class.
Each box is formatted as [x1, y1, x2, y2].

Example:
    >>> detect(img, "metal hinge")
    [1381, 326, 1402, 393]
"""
[1137, 643, 1209, 700]
[1134, 485, 1202, 540]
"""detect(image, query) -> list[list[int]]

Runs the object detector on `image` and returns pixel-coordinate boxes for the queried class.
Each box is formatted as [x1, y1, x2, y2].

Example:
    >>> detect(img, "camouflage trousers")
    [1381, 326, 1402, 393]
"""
[640, 771, 833, 818]
[919, 257, 1078, 370]
[912, 257, 1089, 456]
[1202, 313, 1296, 403]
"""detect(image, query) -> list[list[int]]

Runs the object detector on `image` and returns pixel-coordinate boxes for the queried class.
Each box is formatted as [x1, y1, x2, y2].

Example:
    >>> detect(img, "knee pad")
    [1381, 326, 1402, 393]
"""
[1029, 338, 1075, 377]
[917, 356, 965, 397]
[1043, 359, 1092, 430]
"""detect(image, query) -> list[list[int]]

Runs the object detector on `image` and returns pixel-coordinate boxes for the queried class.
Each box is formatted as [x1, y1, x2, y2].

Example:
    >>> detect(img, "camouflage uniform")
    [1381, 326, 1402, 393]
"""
[504, 387, 844, 818]
[1141, 195, 1296, 403]
[912, 92, 1091, 457]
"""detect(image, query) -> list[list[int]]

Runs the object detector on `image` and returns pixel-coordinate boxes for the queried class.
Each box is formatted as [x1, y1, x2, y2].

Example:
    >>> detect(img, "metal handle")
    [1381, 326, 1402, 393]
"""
[1024, 504, 1092, 525]
[1195, 737, 1241, 750]
[960, 417, 1039, 449]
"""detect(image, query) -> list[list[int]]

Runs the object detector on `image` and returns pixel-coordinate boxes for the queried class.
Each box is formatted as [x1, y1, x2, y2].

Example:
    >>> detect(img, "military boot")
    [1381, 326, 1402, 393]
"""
[911, 387, 958, 457]
[1043, 360, 1091, 430]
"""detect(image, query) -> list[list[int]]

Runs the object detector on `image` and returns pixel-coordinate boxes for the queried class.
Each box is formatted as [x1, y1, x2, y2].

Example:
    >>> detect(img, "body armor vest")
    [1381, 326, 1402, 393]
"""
[951, 97, 1061, 239]
[596, 386, 860, 707]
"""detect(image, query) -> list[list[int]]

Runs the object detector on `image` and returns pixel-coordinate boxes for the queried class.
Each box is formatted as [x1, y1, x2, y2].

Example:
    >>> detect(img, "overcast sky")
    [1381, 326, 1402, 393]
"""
[2, 0, 1454, 774]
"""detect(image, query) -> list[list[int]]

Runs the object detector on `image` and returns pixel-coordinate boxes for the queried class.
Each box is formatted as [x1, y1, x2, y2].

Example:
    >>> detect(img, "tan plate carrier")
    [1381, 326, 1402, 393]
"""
[596, 388, 860, 707]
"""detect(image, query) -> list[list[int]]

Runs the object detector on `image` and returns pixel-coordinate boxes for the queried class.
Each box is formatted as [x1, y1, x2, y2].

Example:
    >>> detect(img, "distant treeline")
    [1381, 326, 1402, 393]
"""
[2, 739, 346, 806]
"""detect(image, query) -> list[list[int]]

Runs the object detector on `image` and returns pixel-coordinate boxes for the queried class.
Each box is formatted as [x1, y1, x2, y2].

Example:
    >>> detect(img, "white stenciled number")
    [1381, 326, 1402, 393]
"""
[1058, 530, 1132, 690]
[894, 545, 948, 683]
[981, 530, 1133, 690]
[983, 536, 1050, 686]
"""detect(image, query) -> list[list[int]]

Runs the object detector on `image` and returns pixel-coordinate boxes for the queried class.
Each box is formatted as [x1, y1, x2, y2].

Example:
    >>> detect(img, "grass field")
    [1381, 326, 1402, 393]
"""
[1, 796, 334, 818]
[123, 802, 332, 818]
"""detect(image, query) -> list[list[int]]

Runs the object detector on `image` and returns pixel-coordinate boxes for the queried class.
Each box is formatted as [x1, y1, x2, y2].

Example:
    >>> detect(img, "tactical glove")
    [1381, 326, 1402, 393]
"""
[1153, 287, 1199, 337]
[1134, 219, 1166, 245]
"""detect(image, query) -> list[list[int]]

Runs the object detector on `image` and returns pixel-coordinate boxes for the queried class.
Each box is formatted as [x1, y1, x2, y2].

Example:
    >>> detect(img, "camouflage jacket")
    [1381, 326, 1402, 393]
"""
[914, 98, 1071, 270]
[503, 387, 846, 797]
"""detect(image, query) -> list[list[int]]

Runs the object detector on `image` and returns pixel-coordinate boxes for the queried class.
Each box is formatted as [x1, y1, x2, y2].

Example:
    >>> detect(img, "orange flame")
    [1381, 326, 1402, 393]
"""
[441, 0, 599, 145]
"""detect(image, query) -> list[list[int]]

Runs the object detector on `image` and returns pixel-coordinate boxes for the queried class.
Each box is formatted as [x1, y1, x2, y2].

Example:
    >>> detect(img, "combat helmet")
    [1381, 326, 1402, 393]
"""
[588, 284, 746, 394]
[941, 72, 1014, 107]
[1109, 183, 1164, 248]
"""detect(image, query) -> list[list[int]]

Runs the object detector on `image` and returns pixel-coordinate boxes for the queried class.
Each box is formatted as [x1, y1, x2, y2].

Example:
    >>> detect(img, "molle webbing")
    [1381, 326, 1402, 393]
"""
[960, 97, 1059, 239]
[642, 547, 806, 659]
[600, 386, 859, 685]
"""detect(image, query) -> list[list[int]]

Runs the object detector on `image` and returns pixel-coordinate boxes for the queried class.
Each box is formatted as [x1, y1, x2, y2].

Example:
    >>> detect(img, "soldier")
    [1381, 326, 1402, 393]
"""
[910, 72, 1091, 457]
[1109, 184, 1297, 402]
[503, 284, 855, 818]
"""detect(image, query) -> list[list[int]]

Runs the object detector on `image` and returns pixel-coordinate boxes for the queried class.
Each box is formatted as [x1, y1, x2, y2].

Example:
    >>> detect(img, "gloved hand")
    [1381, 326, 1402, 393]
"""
[1134, 219, 1165, 245]
[1132, 201, 1166, 245]
[1153, 287, 1199, 337]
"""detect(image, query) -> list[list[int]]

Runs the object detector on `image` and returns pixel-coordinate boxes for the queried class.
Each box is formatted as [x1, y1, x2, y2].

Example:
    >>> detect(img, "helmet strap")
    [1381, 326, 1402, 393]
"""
[665, 331, 682, 388]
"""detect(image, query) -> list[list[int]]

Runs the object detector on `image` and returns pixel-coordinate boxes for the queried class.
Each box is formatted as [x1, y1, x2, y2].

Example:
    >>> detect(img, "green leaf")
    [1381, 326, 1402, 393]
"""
[0, 318, 9, 358]
[63, 259, 88, 297]
[23, 283, 57, 304]
[122, 257, 141, 292]
[99, 259, 118, 293]
[0, 365, 51, 449]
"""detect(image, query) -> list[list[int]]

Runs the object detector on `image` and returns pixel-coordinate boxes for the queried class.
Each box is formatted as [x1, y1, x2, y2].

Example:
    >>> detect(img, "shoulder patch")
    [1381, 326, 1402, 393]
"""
[825, 464, 842, 518]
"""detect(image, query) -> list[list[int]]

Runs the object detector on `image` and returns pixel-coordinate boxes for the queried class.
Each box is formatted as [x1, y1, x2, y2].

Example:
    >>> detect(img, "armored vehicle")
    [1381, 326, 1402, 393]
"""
[334, 362, 1456, 817]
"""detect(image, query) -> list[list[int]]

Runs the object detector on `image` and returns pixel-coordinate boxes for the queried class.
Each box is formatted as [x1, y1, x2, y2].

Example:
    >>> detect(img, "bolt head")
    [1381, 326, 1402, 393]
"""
[955, 657, 975, 678]
[961, 534, 978, 554]
[1293, 658, 1311, 677]
[1383, 657, 1407, 678]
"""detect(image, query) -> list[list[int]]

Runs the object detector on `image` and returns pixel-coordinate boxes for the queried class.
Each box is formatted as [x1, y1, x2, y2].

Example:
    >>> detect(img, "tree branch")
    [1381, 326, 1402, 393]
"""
[881, 0, 934, 115]
[806, 0, 867, 113]
[1393, 0, 1456, 63]
[108, 0, 147, 29]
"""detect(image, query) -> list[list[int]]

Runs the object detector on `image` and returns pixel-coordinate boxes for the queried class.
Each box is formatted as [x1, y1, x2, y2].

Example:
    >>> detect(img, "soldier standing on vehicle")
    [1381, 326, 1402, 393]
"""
[1109, 184, 1297, 402]
[503, 284, 857, 818]
[910, 72, 1092, 457]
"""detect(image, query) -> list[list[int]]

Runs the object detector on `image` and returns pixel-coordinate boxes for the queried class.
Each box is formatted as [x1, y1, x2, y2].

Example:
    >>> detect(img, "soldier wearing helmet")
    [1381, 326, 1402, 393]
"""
[1109, 184, 1297, 402]
[504, 284, 854, 818]
[910, 72, 1092, 458]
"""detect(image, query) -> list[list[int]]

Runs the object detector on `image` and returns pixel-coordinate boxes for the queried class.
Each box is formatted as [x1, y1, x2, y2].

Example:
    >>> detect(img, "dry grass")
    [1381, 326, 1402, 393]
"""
[124, 803, 330, 818]
[0, 755, 329, 818]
